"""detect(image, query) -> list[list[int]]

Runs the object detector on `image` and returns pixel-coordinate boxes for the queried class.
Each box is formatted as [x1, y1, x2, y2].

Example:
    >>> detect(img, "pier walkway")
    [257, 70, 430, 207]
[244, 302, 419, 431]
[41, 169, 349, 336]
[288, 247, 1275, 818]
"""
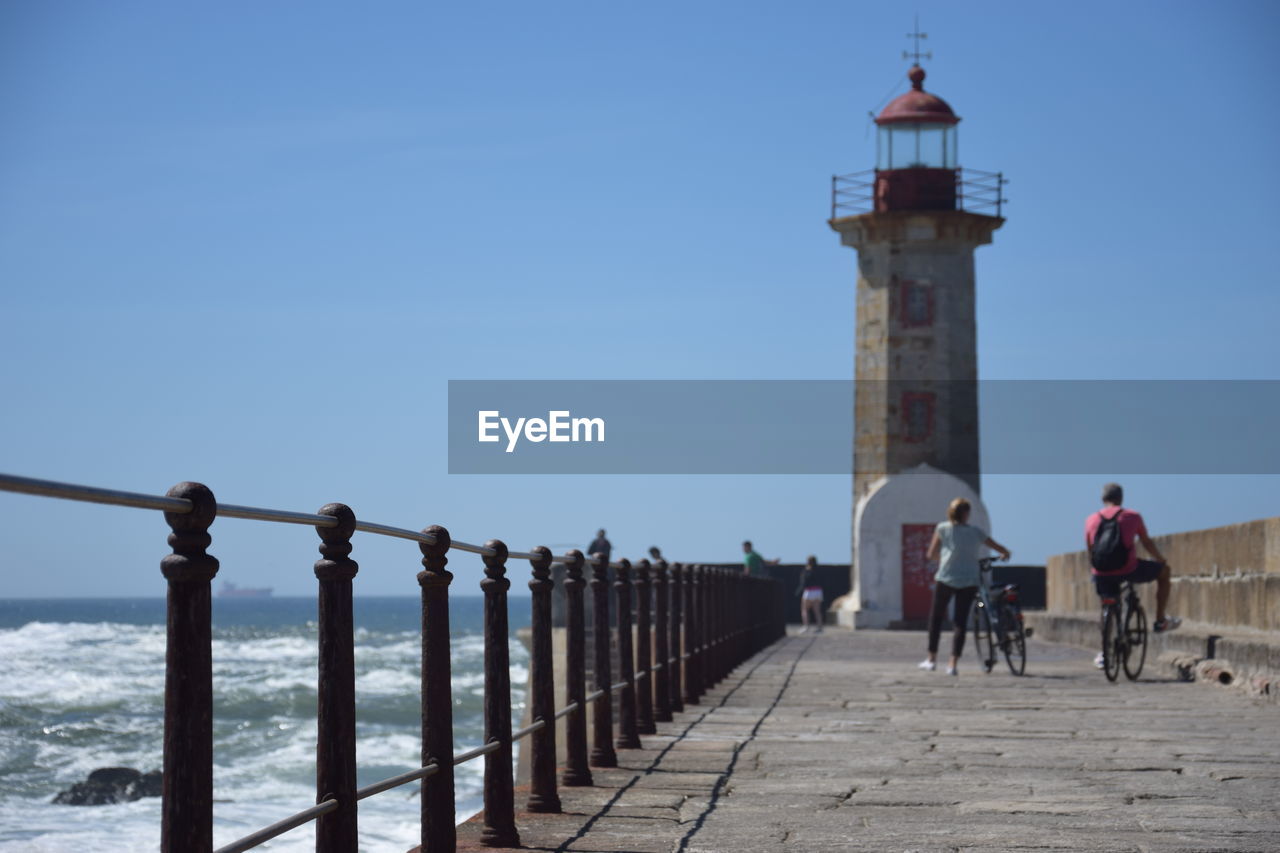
[457, 629, 1280, 852]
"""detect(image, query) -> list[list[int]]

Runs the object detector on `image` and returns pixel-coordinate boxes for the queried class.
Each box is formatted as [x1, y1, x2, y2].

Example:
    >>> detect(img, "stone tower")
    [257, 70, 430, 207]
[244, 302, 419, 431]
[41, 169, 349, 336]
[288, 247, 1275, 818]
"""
[828, 63, 1006, 628]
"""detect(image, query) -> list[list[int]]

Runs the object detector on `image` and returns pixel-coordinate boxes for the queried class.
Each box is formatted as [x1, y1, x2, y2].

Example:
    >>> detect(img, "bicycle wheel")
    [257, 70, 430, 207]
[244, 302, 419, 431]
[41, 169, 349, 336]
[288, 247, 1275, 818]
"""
[1101, 606, 1123, 682]
[1000, 604, 1026, 676]
[1123, 603, 1147, 681]
[971, 600, 995, 673]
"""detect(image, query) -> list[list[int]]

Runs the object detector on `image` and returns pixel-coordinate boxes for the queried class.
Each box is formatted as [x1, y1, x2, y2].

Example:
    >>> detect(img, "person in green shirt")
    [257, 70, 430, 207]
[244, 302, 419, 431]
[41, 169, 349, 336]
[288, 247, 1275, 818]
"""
[741, 541, 778, 577]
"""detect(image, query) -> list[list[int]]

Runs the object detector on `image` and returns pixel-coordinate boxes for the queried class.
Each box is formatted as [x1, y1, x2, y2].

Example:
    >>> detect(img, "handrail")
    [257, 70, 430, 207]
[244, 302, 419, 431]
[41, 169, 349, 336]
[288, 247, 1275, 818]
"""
[0, 472, 629, 567]
[213, 799, 338, 853]
[512, 719, 546, 742]
[356, 763, 439, 801]
[0, 470, 789, 853]
[0, 472, 191, 512]
[454, 741, 502, 765]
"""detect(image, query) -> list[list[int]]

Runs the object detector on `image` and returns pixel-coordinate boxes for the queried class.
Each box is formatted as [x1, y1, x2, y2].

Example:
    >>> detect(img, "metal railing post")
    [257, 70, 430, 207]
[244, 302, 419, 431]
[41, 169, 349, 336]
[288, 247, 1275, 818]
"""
[614, 559, 641, 749]
[755, 577, 765, 653]
[734, 572, 743, 666]
[526, 546, 561, 813]
[589, 554, 617, 767]
[668, 562, 684, 714]
[729, 571, 739, 667]
[160, 481, 218, 853]
[727, 571, 737, 671]
[718, 568, 728, 680]
[314, 503, 358, 853]
[653, 560, 671, 722]
[732, 572, 741, 668]
[683, 565, 701, 705]
[418, 525, 455, 853]
[701, 566, 715, 689]
[560, 550, 592, 787]
[479, 540, 520, 848]
[634, 559, 655, 735]
[704, 567, 717, 687]
[772, 578, 783, 644]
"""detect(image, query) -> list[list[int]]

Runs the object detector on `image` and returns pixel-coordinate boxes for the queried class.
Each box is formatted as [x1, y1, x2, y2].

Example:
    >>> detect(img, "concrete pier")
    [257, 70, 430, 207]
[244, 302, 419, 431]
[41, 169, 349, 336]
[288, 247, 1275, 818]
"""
[457, 629, 1280, 852]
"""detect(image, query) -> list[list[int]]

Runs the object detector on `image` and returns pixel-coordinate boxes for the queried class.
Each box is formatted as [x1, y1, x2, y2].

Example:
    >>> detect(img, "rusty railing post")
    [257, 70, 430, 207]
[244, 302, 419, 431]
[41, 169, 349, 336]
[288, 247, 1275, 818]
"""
[729, 571, 739, 670]
[653, 559, 671, 723]
[748, 575, 757, 658]
[718, 569, 727, 675]
[668, 562, 684, 713]
[737, 574, 747, 662]
[614, 559, 640, 750]
[701, 567, 715, 688]
[777, 575, 787, 641]
[589, 553, 617, 767]
[711, 563, 721, 686]
[560, 550, 592, 787]
[634, 559, 655, 735]
[728, 571, 738, 672]
[739, 573, 747, 665]
[683, 565, 702, 705]
[314, 503, 358, 853]
[480, 540, 520, 848]
[160, 481, 218, 853]
[418, 524, 455, 853]
[526, 546, 562, 813]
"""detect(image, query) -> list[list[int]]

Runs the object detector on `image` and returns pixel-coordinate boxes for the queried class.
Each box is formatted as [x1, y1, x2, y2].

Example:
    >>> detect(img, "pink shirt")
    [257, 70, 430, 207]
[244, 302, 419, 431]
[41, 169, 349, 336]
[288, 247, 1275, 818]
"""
[1084, 507, 1147, 576]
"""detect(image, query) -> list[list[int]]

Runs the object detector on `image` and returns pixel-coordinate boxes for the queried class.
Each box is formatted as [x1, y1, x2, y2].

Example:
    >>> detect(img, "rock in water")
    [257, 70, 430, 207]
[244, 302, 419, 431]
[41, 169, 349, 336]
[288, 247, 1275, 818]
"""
[52, 767, 162, 805]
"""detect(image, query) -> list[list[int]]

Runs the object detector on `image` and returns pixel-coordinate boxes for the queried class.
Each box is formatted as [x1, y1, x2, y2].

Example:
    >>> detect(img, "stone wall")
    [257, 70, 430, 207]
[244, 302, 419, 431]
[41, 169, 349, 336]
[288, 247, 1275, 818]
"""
[1045, 515, 1280, 633]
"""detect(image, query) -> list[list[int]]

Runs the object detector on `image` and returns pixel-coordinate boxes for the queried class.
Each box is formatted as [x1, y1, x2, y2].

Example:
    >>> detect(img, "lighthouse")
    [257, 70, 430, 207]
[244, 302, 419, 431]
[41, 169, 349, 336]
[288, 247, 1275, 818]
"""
[829, 59, 1006, 628]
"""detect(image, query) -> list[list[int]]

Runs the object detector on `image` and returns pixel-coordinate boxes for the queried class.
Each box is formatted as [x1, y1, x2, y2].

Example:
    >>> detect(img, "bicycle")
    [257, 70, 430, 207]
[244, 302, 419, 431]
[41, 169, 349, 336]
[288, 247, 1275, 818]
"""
[1099, 578, 1147, 682]
[970, 557, 1028, 676]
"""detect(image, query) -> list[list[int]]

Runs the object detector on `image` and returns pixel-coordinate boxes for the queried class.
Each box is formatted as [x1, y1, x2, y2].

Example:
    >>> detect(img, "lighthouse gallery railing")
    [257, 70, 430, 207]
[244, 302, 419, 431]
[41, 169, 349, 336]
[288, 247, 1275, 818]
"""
[0, 472, 786, 853]
[830, 166, 1007, 219]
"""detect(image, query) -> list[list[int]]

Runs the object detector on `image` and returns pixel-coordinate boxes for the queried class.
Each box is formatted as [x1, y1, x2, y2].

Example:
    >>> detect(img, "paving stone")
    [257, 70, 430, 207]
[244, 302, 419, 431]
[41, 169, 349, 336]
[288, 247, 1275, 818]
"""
[453, 629, 1279, 853]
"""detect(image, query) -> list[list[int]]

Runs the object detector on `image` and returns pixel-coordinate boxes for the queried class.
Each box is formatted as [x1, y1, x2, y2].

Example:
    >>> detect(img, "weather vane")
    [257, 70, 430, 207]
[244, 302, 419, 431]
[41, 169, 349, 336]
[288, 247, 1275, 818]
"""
[903, 15, 931, 65]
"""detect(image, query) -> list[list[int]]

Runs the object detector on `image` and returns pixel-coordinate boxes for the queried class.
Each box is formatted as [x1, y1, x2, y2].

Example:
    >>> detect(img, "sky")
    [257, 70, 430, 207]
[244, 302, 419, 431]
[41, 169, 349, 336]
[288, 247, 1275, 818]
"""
[1, 1, 1278, 597]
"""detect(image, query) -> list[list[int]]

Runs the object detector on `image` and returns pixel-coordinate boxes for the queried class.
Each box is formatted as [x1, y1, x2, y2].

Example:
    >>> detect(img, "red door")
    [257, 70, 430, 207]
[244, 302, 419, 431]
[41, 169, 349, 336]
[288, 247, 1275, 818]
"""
[901, 524, 935, 622]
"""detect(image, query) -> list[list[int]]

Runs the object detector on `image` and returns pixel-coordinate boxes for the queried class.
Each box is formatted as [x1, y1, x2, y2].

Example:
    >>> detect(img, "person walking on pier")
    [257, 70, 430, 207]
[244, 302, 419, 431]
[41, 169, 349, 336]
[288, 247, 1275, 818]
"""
[741, 540, 778, 578]
[919, 498, 1011, 675]
[796, 555, 824, 632]
[588, 529, 612, 563]
[1085, 483, 1180, 667]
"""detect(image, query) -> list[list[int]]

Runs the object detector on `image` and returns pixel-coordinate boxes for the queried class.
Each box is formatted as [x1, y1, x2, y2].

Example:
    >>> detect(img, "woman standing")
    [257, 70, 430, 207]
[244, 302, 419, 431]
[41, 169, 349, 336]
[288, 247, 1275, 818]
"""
[795, 555, 824, 633]
[918, 498, 1011, 675]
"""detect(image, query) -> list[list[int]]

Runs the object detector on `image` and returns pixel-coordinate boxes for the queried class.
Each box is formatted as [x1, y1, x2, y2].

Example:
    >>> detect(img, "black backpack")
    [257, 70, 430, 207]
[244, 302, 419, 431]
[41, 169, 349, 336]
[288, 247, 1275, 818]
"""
[1090, 510, 1130, 572]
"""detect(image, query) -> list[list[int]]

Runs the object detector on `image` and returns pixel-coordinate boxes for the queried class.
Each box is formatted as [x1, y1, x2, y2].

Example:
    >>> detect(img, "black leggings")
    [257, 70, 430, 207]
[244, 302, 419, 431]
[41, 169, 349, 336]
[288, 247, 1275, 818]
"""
[927, 582, 978, 658]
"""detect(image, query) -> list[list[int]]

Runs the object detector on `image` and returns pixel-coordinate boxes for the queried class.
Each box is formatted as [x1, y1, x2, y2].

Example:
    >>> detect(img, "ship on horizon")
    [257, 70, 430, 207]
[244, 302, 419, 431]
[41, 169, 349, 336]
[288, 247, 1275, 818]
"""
[218, 581, 273, 599]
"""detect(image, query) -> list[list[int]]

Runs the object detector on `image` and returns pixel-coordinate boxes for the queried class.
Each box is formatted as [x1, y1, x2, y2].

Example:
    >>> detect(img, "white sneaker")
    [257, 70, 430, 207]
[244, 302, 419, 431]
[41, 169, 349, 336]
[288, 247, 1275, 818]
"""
[1094, 652, 1106, 669]
[917, 659, 936, 672]
[945, 666, 958, 676]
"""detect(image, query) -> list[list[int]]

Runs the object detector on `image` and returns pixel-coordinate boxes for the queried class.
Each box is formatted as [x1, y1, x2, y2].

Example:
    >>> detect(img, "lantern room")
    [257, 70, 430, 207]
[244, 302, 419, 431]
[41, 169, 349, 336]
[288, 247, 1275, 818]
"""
[873, 65, 960, 212]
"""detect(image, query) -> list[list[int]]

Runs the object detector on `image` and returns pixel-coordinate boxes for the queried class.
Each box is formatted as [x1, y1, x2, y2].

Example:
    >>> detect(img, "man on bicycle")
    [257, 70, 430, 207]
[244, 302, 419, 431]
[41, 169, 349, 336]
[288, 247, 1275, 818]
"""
[1084, 483, 1181, 667]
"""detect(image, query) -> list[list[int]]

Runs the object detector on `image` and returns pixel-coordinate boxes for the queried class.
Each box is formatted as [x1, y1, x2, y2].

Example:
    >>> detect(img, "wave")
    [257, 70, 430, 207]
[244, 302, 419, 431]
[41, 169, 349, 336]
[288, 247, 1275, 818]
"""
[0, 614, 531, 849]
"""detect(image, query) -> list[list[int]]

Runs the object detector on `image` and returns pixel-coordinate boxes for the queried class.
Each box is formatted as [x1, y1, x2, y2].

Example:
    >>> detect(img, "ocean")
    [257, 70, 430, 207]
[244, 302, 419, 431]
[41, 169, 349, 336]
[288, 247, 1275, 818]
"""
[0, 596, 531, 852]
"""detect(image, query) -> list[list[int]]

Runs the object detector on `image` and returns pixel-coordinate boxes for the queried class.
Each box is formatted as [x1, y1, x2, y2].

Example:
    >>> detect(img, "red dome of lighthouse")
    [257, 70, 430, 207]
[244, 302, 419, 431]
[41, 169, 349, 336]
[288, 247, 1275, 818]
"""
[876, 66, 960, 126]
